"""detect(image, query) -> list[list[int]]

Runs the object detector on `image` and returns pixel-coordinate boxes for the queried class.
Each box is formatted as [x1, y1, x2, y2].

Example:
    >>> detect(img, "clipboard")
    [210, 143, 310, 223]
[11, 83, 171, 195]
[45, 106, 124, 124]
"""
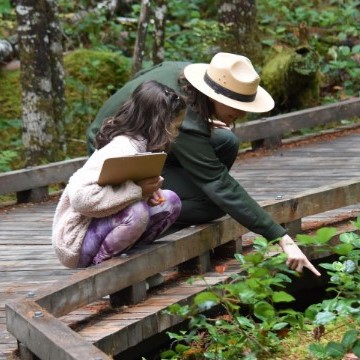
[97, 152, 167, 186]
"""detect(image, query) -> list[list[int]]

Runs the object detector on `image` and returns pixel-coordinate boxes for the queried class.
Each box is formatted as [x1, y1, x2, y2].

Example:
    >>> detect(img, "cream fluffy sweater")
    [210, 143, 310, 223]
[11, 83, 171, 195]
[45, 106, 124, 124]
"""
[52, 136, 145, 268]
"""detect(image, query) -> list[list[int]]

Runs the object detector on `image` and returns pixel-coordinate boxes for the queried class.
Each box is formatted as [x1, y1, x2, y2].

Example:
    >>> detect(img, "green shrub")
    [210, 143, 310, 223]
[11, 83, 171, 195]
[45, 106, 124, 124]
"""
[162, 217, 360, 359]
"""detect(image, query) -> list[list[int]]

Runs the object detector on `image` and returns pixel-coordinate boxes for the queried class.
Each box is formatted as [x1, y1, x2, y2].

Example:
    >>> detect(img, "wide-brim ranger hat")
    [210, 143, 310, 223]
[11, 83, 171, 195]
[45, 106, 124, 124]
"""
[183, 52, 274, 113]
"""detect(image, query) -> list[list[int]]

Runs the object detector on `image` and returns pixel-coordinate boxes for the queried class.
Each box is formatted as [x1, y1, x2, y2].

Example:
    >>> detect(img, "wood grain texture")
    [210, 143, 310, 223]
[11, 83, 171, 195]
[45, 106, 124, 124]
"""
[1, 130, 359, 359]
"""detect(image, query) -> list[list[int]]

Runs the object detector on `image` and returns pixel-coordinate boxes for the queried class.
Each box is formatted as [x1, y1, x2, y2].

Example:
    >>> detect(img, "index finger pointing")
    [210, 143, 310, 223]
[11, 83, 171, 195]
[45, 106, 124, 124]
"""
[305, 261, 321, 276]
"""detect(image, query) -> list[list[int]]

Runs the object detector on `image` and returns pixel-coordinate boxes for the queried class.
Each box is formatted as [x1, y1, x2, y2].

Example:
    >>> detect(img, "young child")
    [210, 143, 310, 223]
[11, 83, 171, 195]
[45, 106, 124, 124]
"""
[52, 80, 186, 268]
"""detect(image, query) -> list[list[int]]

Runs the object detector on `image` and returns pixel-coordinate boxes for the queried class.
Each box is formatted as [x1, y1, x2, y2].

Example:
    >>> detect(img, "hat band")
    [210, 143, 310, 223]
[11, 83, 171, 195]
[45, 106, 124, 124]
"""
[204, 72, 256, 102]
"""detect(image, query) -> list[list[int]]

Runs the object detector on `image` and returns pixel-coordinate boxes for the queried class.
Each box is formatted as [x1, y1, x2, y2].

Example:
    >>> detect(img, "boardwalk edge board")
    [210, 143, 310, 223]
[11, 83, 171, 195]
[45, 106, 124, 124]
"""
[5, 178, 360, 359]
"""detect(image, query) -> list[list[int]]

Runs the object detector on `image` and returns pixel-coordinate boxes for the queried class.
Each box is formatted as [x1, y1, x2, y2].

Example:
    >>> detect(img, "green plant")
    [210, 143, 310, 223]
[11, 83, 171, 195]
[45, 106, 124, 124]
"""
[0, 149, 18, 172]
[0, 118, 24, 170]
[162, 238, 304, 359]
[257, 0, 360, 100]
[297, 217, 360, 359]
[161, 218, 360, 359]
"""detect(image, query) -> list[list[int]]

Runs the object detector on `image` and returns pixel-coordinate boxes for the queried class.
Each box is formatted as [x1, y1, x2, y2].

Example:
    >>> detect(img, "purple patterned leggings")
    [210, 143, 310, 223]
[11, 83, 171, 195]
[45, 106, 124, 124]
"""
[77, 190, 181, 268]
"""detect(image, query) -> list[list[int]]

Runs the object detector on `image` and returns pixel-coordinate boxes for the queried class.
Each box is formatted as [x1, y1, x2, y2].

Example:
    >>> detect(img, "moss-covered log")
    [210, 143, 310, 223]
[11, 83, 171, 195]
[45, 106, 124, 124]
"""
[261, 46, 321, 113]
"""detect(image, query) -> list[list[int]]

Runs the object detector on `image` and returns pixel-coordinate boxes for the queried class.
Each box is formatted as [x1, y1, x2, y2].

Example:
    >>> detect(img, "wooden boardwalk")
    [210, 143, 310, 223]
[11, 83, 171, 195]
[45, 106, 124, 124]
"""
[1, 128, 360, 359]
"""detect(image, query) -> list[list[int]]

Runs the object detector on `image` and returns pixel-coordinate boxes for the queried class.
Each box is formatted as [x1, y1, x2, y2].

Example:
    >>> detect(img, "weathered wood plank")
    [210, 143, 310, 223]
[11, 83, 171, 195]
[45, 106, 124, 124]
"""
[235, 98, 360, 142]
[0, 158, 87, 195]
[5, 300, 110, 360]
[15, 177, 358, 321]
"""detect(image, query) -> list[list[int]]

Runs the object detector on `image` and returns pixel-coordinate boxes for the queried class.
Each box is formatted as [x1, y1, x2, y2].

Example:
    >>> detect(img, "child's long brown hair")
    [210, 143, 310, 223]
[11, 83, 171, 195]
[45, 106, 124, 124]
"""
[96, 80, 186, 152]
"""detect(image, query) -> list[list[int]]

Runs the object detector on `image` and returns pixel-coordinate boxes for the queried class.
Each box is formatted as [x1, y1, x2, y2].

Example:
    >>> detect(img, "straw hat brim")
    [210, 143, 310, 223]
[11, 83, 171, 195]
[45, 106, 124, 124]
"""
[184, 63, 275, 113]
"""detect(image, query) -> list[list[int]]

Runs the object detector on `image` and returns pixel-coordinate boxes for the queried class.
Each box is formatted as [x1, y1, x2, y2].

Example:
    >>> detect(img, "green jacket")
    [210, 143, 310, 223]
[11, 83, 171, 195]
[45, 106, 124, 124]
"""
[87, 62, 287, 240]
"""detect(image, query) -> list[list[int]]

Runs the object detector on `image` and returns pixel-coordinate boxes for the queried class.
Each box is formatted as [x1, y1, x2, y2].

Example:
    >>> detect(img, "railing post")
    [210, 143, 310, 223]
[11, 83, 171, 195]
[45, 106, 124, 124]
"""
[110, 280, 148, 307]
[18, 341, 39, 360]
[213, 238, 243, 258]
[16, 186, 49, 204]
[178, 251, 211, 274]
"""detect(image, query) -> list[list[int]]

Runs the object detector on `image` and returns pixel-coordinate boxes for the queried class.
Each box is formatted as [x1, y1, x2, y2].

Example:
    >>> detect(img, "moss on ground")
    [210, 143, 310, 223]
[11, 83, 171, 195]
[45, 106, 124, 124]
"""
[259, 318, 358, 360]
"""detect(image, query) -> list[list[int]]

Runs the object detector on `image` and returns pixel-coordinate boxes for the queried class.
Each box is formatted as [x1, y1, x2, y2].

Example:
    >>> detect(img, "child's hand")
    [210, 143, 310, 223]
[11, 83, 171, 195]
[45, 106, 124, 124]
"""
[147, 189, 166, 207]
[136, 176, 164, 198]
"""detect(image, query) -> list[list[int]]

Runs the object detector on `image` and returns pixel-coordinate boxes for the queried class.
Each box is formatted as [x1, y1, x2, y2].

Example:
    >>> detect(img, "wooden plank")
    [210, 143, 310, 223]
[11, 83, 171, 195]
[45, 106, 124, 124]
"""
[77, 262, 237, 355]
[0, 158, 87, 195]
[260, 178, 360, 224]
[1, 129, 359, 358]
[235, 98, 360, 142]
[18, 177, 359, 320]
[5, 300, 110, 360]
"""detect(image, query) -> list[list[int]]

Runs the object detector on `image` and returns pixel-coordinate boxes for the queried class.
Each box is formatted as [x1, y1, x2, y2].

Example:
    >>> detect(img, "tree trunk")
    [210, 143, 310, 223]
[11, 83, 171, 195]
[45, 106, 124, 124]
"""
[218, 0, 262, 65]
[132, 0, 151, 76]
[0, 39, 16, 63]
[15, 0, 66, 166]
[152, 0, 167, 65]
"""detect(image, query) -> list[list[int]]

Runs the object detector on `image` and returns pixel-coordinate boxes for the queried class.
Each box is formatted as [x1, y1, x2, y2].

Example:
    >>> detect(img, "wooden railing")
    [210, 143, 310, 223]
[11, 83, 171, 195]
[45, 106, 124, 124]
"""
[234, 97, 360, 148]
[1, 98, 359, 203]
[5, 178, 360, 359]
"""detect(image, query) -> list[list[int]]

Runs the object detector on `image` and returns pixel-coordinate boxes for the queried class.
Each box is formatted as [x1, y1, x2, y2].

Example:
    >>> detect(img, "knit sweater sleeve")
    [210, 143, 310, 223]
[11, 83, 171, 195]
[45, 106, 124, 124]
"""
[67, 136, 143, 218]
[67, 170, 141, 218]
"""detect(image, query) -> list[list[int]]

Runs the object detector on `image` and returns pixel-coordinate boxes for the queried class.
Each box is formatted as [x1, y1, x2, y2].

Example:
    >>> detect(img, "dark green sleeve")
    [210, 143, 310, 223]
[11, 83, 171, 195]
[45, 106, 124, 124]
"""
[171, 130, 287, 240]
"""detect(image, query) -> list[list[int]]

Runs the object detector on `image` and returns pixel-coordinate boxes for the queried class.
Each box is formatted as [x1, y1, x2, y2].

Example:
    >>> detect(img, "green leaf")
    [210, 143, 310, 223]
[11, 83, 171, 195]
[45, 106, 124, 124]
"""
[353, 340, 360, 357]
[316, 227, 338, 243]
[236, 316, 255, 329]
[194, 291, 219, 308]
[296, 234, 316, 245]
[333, 243, 353, 255]
[234, 253, 245, 264]
[167, 331, 187, 341]
[253, 236, 268, 248]
[272, 291, 295, 303]
[160, 349, 177, 358]
[248, 267, 269, 278]
[314, 311, 336, 325]
[343, 260, 357, 273]
[350, 217, 360, 230]
[340, 232, 360, 246]
[352, 45, 360, 54]
[254, 301, 276, 321]
[319, 263, 336, 270]
[244, 252, 264, 265]
[175, 343, 190, 354]
[272, 322, 288, 330]
[165, 303, 190, 317]
[341, 329, 359, 349]
[308, 343, 327, 358]
[325, 341, 345, 358]
[305, 303, 322, 320]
